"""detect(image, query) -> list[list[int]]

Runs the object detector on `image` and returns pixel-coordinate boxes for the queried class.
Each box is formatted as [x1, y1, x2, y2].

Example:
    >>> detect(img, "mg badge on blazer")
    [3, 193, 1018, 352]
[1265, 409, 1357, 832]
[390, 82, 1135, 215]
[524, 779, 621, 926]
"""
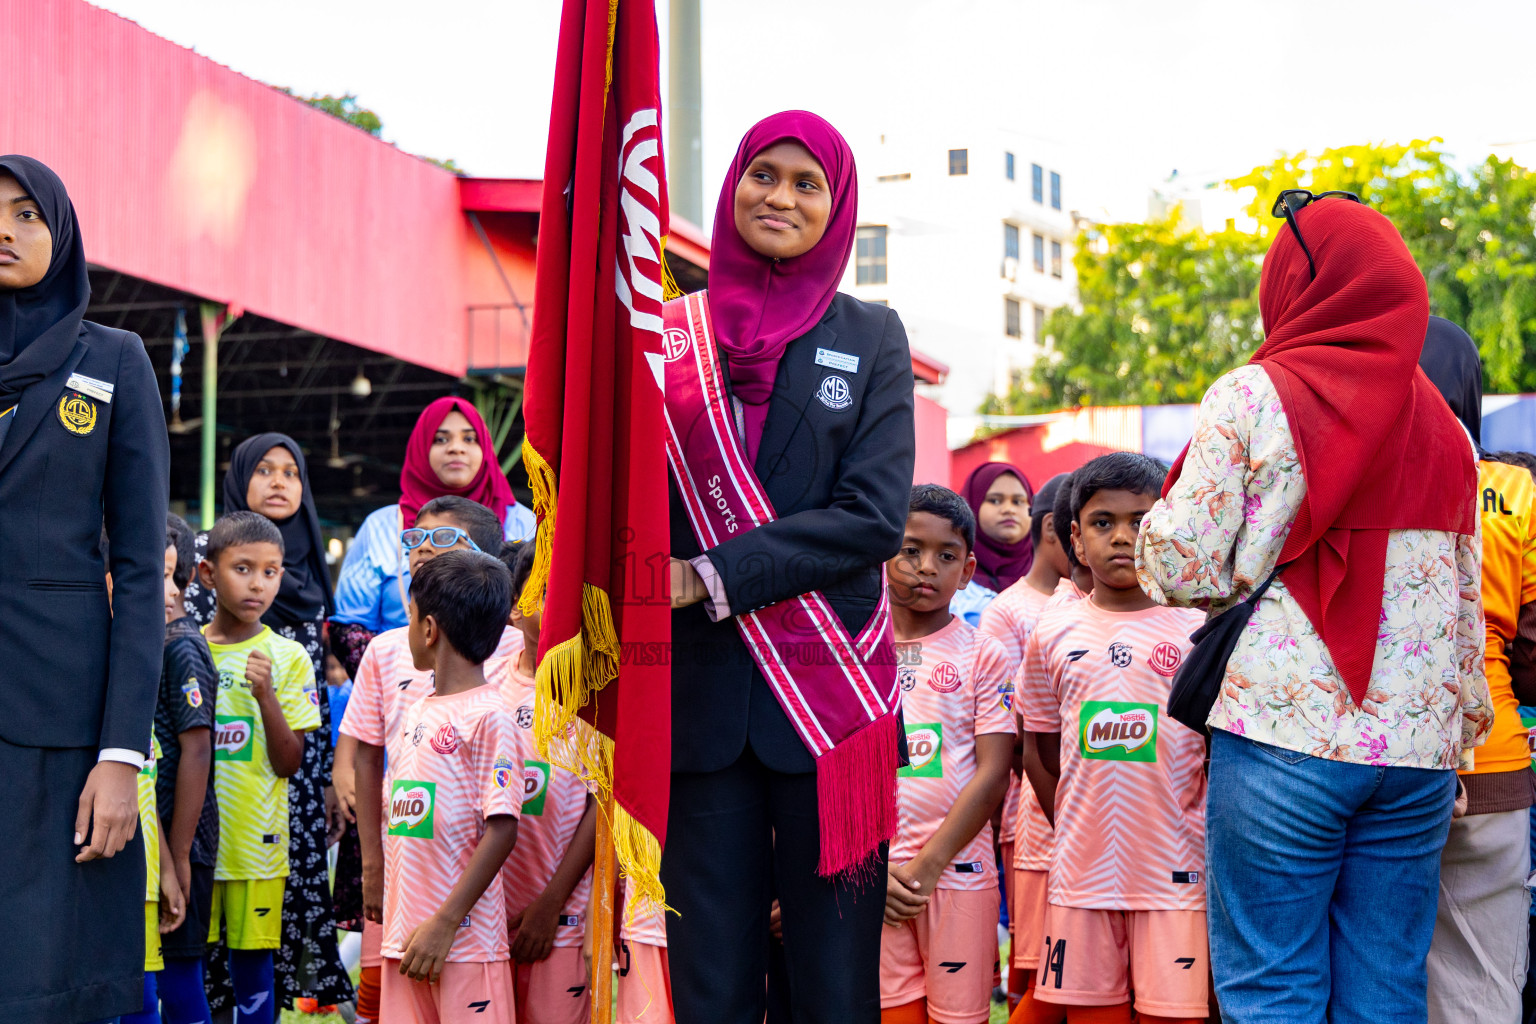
[817, 374, 853, 411]
[57, 393, 97, 436]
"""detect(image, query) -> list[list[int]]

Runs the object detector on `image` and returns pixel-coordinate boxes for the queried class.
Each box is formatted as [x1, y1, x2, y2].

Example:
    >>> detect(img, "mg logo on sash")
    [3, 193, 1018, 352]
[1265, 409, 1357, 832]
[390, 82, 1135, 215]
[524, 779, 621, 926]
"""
[662, 327, 690, 362]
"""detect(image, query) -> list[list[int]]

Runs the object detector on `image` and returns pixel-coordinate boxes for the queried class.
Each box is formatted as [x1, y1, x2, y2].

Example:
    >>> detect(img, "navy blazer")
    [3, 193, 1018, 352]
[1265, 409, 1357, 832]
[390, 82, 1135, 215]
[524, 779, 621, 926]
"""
[0, 321, 169, 752]
[669, 293, 917, 774]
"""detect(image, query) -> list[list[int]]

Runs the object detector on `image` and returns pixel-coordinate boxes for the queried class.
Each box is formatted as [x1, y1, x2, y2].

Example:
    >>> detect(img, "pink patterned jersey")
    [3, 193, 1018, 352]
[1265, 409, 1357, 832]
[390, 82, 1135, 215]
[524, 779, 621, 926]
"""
[381, 684, 526, 962]
[978, 580, 1053, 851]
[491, 657, 595, 947]
[1018, 598, 1208, 911]
[619, 885, 668, 947]
[891, 617, 1016, 891]
[1010, 581, 1085, 871]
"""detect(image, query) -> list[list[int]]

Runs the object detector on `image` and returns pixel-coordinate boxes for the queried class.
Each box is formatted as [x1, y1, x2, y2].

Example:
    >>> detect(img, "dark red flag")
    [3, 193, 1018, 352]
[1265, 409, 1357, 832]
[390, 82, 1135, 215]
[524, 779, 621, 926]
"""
[521, 0, 670, 908]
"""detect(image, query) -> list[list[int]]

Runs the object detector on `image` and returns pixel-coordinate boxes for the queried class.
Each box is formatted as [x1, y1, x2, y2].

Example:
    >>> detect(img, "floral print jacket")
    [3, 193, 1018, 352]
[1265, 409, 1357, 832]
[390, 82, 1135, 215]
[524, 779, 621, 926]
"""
[1137, 364, 1491, 769]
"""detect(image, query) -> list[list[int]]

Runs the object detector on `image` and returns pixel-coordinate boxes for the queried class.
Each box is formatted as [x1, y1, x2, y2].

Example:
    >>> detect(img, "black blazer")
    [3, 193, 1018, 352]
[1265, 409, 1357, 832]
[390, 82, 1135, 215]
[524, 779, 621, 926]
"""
[670, 293, 916, 774]
[0, 321, 169, 752]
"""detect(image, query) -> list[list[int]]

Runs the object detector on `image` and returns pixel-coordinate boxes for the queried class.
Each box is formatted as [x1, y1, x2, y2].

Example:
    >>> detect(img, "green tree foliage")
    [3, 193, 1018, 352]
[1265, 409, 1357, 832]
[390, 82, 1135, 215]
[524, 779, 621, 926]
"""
[989, 140, 1536, 413]
[284, 90, 384, 137]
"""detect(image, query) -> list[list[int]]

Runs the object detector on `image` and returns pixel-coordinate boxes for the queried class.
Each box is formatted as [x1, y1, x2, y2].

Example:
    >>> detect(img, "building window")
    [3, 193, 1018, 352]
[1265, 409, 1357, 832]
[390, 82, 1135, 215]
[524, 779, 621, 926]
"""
[1004, 223, 1020, 262]
[1032, 233, 1045, 273]
[1051, 240, 1063, 278]
[948, 149, 968, 176]
[1005, 298, 1022, 338]
[1034, 304, 1046, 341]
[1005, 151, 1015, 181]
[1050, 171, 1062, 210]
[1031, 163, 1044, 203]
[856, 225, 888, 285]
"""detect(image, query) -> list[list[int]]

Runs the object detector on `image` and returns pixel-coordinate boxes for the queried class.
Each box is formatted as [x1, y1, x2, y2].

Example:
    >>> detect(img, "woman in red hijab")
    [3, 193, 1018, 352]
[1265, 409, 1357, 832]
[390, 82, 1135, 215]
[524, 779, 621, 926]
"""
[1138, 194, 1485, 1022]
[663, 111, 916, 1023]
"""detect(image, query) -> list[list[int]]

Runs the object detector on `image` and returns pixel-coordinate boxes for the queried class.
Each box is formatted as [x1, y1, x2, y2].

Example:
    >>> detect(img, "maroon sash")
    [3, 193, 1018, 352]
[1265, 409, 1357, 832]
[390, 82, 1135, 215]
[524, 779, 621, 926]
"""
[662, 292, 899, 877]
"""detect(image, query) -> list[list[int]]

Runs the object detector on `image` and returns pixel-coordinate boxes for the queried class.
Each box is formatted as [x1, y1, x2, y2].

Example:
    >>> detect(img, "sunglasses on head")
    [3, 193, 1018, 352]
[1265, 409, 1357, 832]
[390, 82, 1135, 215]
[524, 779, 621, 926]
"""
[1270, 189, 1364, 281]
[401, 526, 481, 553]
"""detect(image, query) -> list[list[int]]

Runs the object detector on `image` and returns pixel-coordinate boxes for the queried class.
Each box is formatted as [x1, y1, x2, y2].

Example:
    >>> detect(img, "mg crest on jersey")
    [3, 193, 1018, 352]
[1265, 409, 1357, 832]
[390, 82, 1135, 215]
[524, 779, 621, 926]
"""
[1080, 701, 1159, 762]
[928, 662, 962, 693]
[1149, 641, 1183, 677]
[388, 780, 436, 839]
[213, 715, 254, 761]
[429, 723, 459, 755]
[899, 723, 944, 778]
[522, 761, 551, 816]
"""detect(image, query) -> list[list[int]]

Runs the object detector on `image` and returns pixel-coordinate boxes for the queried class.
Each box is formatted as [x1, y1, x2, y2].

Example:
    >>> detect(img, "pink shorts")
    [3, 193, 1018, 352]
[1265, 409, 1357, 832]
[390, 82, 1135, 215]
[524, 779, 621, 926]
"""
[616, 940, 674, 1023]
[361, 916, 383, 970]
[879, 887, 1000, 1024]
[1010, 869, 1048, 970]
[512, 946, 590, 1024]
[1032, 904, 1208, 1017]
[380, 958, 516, 1024]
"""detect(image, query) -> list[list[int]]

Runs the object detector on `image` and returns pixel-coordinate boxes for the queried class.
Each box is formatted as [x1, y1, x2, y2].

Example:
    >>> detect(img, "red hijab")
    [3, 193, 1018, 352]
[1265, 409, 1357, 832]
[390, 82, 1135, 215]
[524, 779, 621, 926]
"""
[961, 462, 1034, 592]
[399, 396, 518, 528]
[709, 111, 858, 412]
[1165, 200, 1475, 704]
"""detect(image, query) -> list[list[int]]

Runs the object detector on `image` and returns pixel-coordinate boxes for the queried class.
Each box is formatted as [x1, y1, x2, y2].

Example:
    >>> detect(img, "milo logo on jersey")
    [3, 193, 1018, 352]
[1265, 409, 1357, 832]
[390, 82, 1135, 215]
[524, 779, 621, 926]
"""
[213, 716, 254, 761]
[522, 761, 551, 816]
[388, 780, 436, 839]
[898, 723, 943, 778]
[1080, 702, 1158, 762]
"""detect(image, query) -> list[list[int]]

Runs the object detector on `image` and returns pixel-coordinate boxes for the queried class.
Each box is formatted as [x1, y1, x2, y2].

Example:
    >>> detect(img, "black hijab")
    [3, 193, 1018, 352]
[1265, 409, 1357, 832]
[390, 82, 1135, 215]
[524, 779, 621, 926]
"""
[1418, 315, 1483, 450]
[224, 433, 335, 623]
[0, 156, 89, 402]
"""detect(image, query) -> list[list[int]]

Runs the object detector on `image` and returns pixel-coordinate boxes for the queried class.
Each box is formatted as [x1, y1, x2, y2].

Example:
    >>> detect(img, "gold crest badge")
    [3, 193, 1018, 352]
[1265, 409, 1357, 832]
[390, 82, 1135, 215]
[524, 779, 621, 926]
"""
[57, 393, 97, 436]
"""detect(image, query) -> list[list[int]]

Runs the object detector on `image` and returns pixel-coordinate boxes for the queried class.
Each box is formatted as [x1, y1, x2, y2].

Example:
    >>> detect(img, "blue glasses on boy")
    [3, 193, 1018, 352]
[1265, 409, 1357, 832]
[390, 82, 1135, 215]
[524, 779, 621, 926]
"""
[401, 526, 481, 553]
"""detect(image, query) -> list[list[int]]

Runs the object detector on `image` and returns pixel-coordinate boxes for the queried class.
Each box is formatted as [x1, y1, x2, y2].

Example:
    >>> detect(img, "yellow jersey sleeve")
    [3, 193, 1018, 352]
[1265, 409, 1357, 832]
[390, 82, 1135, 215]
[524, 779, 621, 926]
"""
[272, 637, 322, 734]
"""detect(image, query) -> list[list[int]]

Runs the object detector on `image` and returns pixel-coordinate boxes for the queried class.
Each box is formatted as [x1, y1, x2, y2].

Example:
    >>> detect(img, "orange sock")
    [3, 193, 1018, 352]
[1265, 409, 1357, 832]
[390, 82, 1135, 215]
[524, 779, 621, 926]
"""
[880, 999, 928, 1024]
[1064, 1004, 1133, 1023]
[355, 965, 381, 1023]
[1007, 986, 1068, 1024]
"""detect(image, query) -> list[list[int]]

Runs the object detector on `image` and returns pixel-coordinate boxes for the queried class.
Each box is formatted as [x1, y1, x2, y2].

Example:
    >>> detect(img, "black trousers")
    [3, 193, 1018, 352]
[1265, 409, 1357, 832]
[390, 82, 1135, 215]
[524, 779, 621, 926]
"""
[661, 746, 886, 1024]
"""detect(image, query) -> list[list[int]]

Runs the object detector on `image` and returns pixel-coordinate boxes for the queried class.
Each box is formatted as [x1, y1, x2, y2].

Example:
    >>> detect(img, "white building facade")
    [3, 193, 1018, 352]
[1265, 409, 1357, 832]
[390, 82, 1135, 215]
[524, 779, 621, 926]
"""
[838, 126, 1079, 446]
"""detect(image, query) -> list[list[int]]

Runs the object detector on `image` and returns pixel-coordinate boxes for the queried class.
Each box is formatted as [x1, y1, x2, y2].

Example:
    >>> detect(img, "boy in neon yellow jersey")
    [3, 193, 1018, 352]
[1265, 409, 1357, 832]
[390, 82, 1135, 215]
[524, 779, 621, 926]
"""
[198, 511, 321, 1024]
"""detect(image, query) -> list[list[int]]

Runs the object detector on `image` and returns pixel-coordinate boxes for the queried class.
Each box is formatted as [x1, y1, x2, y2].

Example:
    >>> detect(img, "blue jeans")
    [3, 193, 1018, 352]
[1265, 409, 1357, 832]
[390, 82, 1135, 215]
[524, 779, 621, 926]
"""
[1206, 729, 1456, 1023]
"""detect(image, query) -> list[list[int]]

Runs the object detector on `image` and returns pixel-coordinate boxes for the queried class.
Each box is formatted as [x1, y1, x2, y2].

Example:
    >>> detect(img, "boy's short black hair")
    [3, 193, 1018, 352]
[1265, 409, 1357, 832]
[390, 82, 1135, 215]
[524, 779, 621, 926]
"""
[1029, 473, 1070, 549]
[1052, 473, 1079, 568]
[908, 483, 975, 551]
[497, 541, 537, 605]
[1068, 453, 1167, 524]
[417, 495, 504, 556]
[410, 549, 512, 664]
[1491, 449, 1536, 475]
[206, 511, 284, 564]
[166, 512, 197, 592]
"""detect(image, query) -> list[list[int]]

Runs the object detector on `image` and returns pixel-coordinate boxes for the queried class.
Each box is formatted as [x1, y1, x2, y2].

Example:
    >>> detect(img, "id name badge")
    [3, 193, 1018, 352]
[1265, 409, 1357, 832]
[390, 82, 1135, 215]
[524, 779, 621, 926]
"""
[814, 348, 860, 374]
[65, 373, 114, 403]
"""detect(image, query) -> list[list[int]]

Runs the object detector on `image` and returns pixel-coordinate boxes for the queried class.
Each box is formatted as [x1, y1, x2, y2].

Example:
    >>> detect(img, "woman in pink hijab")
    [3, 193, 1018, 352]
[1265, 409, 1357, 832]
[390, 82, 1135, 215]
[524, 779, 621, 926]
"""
[663, 111, 916, 1022]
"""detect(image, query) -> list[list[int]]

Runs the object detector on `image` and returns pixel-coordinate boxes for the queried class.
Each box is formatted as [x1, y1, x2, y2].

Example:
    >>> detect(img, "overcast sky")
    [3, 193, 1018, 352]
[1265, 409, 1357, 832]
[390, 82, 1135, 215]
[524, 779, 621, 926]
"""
[93, 0, 1536, 225]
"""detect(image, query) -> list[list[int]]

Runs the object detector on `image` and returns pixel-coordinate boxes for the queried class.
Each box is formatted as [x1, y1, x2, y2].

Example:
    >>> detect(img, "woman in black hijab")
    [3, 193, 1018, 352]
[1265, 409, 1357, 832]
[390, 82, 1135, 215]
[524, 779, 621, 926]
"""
[0, 154, 169, 1022]
[184, 434, 353, 1012]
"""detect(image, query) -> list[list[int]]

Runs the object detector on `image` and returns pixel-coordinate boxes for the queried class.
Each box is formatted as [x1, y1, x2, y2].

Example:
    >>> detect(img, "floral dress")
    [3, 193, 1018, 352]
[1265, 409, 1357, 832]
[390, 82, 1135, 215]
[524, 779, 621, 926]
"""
[1136, 363, 1491, 769]
[185, 531, 354, 1009]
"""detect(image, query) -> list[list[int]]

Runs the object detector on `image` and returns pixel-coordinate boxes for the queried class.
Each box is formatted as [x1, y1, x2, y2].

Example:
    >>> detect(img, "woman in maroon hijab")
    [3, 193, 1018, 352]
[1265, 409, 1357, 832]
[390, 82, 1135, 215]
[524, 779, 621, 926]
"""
[664, 111, 915, 1023]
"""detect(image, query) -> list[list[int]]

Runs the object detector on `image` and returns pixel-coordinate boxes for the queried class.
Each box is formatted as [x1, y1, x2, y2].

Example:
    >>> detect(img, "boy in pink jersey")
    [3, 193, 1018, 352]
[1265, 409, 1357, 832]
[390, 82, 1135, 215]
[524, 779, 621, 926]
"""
[492, 542, 599, 1024]
[881, 485, 1016, 1024]
[1013, 454, 1207, 1024]
[376, 551, 526, 1024]
[979, 473, 1071, 1013]
[337, 496, 519, 1024]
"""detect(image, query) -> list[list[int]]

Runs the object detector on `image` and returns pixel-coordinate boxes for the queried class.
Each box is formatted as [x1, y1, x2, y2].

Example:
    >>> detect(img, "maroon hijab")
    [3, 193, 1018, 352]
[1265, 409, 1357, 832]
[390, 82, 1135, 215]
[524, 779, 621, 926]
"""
[961, 462, 1034, 592]
[709, 111, 858, 408]
[399, 396, 518, 528]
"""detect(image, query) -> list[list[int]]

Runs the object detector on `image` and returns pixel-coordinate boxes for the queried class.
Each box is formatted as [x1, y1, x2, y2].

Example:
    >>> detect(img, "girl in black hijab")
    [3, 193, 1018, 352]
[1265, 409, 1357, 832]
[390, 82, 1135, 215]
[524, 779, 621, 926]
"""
[184, 434, 352, 1013]
[0, 154, 170, 1022]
